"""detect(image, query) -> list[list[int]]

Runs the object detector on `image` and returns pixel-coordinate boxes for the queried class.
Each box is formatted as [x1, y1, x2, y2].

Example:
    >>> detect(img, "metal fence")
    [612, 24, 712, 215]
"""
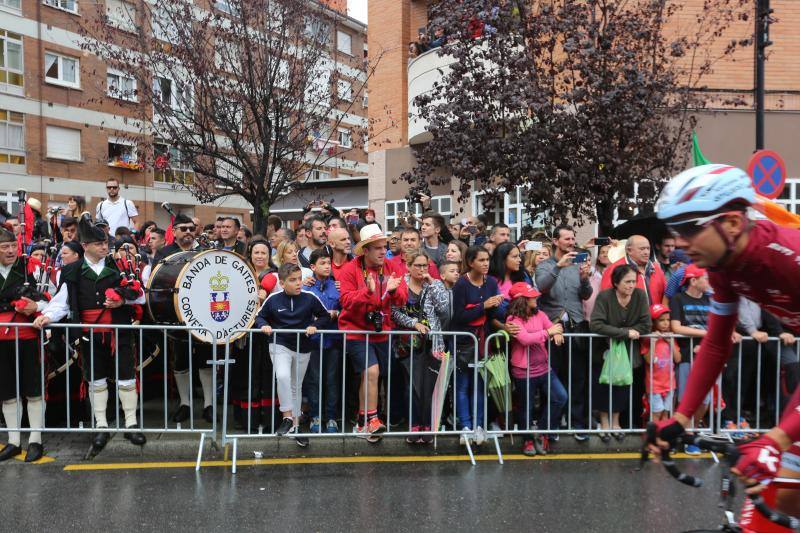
[0, 322, 220, 470]
[2, 322, 796, 471]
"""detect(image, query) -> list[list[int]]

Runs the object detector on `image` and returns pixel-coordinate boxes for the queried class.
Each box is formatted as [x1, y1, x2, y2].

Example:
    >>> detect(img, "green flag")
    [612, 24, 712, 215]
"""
[692, 130, 711, 166]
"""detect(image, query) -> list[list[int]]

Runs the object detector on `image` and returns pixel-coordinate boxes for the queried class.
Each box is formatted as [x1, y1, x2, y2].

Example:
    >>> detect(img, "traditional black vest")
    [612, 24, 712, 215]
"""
[0, 260, 41, 312]
[58, 257, 133, 323]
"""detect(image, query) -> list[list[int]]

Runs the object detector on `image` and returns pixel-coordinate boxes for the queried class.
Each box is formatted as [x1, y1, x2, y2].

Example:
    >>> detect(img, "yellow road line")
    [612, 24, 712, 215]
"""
[63, 452, 710, 471]
[13, 451, 55, 465]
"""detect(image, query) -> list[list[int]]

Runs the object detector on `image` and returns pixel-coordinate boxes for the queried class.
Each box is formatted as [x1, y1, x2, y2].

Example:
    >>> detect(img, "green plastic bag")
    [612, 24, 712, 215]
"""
[599, 339, 633, 386]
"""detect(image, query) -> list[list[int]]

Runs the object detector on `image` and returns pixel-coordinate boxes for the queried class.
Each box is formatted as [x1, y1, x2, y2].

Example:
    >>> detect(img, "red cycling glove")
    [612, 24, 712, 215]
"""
[735, 435, 783, 484]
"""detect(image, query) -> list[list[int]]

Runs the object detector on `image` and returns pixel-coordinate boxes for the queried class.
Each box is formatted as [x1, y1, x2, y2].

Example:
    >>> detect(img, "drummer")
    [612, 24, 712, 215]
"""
[152, 214, 215, 424]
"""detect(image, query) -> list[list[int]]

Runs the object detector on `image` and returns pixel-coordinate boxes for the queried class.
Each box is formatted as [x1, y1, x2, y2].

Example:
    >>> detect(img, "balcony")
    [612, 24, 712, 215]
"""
[407, 47, 457, 145]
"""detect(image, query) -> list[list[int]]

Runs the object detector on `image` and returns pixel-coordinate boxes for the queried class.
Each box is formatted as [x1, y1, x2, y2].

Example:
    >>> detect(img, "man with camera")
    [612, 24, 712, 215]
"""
[338, 224, 407, 441]
[535, 224, 594, 441]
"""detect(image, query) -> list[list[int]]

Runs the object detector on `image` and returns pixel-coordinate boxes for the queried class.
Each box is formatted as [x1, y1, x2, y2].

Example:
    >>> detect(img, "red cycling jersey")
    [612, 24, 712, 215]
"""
[677, 221, 800, 441]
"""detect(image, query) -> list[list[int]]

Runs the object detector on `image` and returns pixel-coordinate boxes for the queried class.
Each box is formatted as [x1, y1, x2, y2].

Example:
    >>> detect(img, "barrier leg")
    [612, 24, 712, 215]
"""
[195, 433, 206, 471]
[464, 433, 476, 466]
[232, 438, 238, 474]
[493, 435, 503, 465]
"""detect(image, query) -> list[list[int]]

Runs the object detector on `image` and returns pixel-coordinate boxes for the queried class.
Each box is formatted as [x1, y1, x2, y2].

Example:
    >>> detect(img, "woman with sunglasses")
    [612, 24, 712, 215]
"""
[649, 164, 800, 532]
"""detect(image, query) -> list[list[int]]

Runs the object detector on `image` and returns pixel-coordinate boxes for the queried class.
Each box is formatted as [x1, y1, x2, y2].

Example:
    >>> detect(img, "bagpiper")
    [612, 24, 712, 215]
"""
[0, 223, 48, 462]
[34, 215, 145, 456]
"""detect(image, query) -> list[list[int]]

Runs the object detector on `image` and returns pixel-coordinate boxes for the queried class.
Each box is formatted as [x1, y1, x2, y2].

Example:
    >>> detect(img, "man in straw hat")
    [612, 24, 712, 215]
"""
[34, 215, 146, 456]
[337, 224, 407, 442]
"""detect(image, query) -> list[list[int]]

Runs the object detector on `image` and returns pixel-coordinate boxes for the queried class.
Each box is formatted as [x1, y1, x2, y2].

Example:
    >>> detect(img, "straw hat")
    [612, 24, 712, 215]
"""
[353, 224, 388, 256]
[606, 239, 627, 264]
[27, 197, 42, 213]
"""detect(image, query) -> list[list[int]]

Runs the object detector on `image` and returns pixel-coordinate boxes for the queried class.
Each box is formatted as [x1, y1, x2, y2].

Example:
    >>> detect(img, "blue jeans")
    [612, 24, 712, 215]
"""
[455, 367, 485, 430]
[303, 343, 342, 421]
[514, 372, 567, 433]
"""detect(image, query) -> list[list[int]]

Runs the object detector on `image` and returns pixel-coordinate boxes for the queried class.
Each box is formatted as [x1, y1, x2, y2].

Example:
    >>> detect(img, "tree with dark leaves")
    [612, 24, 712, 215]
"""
[403, 0, 751, 233]
[79, 0, 377, 234]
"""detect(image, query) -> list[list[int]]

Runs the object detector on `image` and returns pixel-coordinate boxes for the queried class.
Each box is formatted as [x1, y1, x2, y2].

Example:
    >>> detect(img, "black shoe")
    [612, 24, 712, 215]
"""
[92, 432, 110, 454]
[203, 406, 214, 423]
[276, 417, 293, 436]
[172, 405, 190, 423]
[287, 426, 308, 448]
[0, 444, 21, 462]
[598, 432, 611, 443]
[573, 430, 589, 442]
[25, 442, 44, 463]
[124, 427, 147, 446]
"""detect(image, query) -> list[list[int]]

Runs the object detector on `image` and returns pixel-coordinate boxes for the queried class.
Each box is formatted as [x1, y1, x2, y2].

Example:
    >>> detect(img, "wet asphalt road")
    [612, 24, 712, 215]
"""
[0, 458, 738, 532]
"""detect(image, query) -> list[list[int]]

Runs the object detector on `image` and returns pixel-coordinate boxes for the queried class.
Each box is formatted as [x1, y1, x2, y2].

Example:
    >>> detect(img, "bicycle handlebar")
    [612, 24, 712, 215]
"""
[644, 423, 800, 531]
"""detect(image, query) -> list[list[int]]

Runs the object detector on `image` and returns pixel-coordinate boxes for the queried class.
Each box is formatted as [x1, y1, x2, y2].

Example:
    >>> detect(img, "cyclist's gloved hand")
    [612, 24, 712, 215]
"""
[652, 418, 685, 449]
[734, 435, 782, 484]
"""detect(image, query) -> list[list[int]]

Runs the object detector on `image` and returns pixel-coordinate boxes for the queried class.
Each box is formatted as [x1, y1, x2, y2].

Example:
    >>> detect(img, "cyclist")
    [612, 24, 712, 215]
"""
[648, 164, 800, 532]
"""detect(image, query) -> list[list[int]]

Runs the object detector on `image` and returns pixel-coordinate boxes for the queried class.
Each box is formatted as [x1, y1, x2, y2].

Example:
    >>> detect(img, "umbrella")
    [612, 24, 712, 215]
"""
[430, 350, 453, 432]
[480, 332, 512, 415]
[609, 213, 668, 246]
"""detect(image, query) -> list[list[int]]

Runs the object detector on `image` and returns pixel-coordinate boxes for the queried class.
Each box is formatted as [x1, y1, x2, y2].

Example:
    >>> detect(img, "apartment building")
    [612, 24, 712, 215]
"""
[366, 1, 800, 237]
[0, 0, 368, 231]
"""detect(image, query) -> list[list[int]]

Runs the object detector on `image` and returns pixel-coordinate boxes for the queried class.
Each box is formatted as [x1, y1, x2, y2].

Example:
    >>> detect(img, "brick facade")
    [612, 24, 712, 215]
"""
[367, 0, 800, 234]
[1, 0, 368, 231]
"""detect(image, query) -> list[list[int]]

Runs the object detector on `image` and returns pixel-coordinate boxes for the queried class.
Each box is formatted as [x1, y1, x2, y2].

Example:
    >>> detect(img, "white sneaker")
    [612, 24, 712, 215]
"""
[475, 426, 487, 446]
[459, 427, 473, 446]
[489, 421, 504, 437]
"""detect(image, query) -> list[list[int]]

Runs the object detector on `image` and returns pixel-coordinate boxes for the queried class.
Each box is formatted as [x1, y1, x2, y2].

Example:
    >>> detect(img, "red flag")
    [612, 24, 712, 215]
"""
[165, 214, 175, 244]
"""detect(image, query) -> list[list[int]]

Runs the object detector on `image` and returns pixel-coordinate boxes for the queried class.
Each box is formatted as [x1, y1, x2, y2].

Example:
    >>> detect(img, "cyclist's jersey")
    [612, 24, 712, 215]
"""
[677, 220, 800, 423]
[708, 220, 800, 333]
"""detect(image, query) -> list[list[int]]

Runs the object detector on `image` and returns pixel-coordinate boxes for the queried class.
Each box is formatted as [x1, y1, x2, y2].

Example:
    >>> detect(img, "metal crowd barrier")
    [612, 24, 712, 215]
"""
[221, 329, 485, 472]
[0, 322, 220, 470]
[480, 332, 799, 462]
[2, 322, 797, 471]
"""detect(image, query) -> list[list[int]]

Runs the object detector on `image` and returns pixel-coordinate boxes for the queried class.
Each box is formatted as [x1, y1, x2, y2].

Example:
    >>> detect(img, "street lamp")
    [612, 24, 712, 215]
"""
[755, 0, 773, 150]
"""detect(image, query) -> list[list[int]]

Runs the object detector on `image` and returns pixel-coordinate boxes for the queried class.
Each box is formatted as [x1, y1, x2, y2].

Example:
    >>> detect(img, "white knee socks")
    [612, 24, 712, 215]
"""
[118, 384, 138, 429]
[90, 383, 109, 428]
[174, 370, 191, 407]
[198, 368, 213, 409]
[26, 397, 44, 444]
[2, 399, 21, 447]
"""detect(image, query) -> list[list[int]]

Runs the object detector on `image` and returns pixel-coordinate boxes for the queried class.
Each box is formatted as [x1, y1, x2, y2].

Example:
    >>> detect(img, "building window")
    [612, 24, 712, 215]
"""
[154, 142, 194, 185]
[337, 80, 353, 102]
[0, 0, 21, 13]
[385, 200, 423, 231]
[107, 70, 137, 101]
[152, 5, 179, 43]
[304, 16, 329, 44]
[106, 0, 137, 32]
[0, 191, 19, 216]
[214, 0, 238, 16]
[0, 109, 25, 172]
[429, 195, 452, 217]
[776, 178, 800, 215]
[337, 127, 352, 149]
[0, 31, 24, 95]
[46, 125, 81, 161]
[362, 92, 368, 108]
[337, 30, 352, 55]
[304, 67, 330, 104]
[305, 168, 331, 182]
[107, 136, 140, 169]
[43, 0, 77, 13]
[44, 52, 79, 88]
[154, 76, 191, 115]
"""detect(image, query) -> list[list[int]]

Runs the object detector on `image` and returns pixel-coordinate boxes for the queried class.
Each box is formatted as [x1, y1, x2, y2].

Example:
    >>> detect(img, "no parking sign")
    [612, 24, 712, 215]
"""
[747, 150, 787, 199]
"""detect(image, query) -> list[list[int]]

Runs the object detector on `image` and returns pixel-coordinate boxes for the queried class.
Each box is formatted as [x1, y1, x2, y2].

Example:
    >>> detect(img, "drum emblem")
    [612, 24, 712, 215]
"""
[209, 271, 231, 322]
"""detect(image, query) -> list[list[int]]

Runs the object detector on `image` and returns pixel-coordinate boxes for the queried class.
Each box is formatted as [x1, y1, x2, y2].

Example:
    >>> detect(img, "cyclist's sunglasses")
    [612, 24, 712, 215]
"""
[666, 212, 728, 239]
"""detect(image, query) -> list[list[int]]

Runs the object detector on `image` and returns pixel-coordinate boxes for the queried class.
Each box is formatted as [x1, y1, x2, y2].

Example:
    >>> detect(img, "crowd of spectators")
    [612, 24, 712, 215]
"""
[1, 179, 796, 457]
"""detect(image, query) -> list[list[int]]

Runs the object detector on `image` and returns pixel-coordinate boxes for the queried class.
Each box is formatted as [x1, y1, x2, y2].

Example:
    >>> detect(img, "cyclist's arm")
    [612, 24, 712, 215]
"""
[675, 302, 738, 422]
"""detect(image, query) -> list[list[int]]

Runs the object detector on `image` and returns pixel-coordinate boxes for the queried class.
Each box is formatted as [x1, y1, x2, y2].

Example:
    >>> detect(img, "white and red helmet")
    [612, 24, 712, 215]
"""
[656, 164, 755, 222]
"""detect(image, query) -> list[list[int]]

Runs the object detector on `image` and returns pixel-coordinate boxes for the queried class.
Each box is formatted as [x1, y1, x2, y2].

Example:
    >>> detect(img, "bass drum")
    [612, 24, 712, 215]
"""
[146, 249, 260, 344]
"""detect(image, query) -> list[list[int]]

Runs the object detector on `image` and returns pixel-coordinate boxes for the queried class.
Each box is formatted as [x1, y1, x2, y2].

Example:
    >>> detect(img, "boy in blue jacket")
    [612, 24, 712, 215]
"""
[302, 248, 343, 433]
[256, 263, 331, 446]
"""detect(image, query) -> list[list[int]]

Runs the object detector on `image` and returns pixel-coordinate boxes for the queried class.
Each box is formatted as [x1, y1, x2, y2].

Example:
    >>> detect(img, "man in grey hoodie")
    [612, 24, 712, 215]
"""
[535, 224, 593, 440]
